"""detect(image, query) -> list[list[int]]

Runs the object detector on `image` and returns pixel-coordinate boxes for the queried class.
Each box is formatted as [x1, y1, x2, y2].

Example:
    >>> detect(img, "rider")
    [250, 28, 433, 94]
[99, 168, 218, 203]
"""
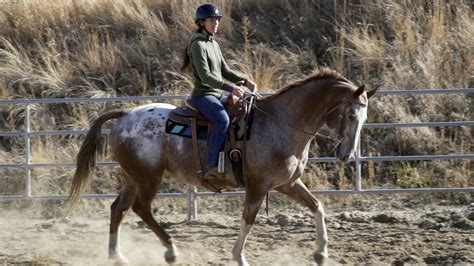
[181, 3, 257, 178]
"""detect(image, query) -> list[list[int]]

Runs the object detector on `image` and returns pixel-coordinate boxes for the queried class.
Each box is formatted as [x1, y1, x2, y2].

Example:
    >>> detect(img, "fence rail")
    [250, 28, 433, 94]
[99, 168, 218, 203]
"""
[1, 88, 473, 220]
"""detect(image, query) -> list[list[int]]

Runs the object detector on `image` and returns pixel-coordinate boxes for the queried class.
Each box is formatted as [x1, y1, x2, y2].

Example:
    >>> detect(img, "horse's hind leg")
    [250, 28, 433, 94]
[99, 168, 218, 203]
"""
[109, 184, 136, 263]
[109, 183, 136, 262]
[132, 178, 178, 263]
[275, 178, 328, 265]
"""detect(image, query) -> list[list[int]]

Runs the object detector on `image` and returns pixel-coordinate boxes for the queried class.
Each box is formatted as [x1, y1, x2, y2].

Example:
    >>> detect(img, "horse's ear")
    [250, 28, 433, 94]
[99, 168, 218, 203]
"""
[367, 87, 378, 99]
[353, 85, 366, 98]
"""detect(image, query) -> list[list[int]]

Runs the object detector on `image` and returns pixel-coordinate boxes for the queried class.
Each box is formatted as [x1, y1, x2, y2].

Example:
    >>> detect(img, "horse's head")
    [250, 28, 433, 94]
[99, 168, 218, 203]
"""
[326, 85, 377, 162]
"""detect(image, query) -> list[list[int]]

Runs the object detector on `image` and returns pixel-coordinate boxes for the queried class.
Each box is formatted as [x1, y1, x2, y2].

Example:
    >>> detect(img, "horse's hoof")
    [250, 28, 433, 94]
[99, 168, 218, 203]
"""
[164, 252, 176, 263]
[313, 252, 328, 265]
[232, 254, 249, 266]
[164, 251, 177, 263]
[109, 253, 130, 265]
[164, 245, 178, 263]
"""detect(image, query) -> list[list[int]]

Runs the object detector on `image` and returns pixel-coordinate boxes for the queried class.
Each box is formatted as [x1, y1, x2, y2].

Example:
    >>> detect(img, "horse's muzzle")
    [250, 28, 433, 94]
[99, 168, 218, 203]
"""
[338, 155, 350, 162]
[336, 151, 355, 162]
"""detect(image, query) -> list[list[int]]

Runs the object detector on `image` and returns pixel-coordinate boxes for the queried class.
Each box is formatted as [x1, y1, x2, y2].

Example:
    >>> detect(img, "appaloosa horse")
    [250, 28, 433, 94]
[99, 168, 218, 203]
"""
[67, 68, 377, 265]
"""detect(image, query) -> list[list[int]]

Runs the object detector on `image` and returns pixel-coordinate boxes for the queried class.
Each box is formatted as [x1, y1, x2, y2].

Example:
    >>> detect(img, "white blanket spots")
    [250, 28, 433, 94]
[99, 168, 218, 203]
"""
[116, 103, 176, 166]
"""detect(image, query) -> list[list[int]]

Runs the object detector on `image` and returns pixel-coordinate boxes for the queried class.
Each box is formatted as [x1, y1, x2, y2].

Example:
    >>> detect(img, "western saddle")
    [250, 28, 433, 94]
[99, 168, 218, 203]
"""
[167, 94, 251, 189]
[168, 94, 248, 126]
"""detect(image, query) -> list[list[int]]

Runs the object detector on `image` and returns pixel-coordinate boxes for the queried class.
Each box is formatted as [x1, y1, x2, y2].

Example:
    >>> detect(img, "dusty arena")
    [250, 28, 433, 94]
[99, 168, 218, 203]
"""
[0, 194, 472, 265]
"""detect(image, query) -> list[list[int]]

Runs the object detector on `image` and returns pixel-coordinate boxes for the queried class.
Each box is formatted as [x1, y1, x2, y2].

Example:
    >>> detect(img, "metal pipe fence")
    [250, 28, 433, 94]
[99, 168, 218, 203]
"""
[1, 88, 473, 220]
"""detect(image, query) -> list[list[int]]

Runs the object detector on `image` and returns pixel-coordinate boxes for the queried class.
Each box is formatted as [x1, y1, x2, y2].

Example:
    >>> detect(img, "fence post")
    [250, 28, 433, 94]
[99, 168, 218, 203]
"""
[186, 185, 197, 220]
[355, 136, 362, 192]
[25, 104, 32, 198]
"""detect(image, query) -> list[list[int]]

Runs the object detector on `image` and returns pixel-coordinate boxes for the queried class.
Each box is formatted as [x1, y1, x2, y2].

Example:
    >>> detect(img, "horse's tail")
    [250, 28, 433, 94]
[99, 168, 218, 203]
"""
[64, 109, 126, 217]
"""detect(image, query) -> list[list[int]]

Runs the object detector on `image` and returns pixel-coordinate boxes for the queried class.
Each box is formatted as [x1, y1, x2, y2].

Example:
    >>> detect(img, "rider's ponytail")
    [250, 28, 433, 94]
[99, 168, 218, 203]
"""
[181, 28, 203, 72]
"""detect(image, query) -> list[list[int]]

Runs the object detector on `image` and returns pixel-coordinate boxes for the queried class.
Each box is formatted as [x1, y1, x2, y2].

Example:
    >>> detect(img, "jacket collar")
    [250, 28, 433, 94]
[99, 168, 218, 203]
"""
[195, 30, 214, 41]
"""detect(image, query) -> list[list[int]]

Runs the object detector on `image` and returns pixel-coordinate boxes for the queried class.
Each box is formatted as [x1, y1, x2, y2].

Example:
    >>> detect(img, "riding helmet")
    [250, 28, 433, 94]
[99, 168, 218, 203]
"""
[194, 3, 223, 23]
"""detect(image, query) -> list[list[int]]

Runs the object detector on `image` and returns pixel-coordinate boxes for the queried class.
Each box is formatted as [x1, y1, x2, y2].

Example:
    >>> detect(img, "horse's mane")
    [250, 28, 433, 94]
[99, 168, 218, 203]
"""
[262, 68, 351, 100]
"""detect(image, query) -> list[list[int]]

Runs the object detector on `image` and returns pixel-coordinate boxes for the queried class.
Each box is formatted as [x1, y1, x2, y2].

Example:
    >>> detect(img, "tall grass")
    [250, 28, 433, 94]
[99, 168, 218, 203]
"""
[0, 0, 472, 197]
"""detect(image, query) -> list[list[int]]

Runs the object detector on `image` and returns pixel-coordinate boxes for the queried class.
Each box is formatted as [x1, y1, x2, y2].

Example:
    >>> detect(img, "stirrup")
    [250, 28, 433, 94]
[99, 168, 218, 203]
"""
[229, 149, 242, 161]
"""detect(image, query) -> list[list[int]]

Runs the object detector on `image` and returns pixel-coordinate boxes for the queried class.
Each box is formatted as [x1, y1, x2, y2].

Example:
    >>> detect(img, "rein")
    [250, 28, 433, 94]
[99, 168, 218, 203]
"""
[239, 93, 345, 143]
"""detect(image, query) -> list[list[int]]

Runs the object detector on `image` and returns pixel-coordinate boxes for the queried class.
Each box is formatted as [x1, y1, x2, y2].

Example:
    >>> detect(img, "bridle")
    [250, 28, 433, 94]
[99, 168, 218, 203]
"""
[323, 99, 368, 152]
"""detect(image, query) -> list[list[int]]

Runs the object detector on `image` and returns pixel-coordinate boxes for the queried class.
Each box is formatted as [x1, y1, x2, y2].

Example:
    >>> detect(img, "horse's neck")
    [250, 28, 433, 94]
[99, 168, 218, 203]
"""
[255, 80, 339, 157]
[260, 81, 337, 134]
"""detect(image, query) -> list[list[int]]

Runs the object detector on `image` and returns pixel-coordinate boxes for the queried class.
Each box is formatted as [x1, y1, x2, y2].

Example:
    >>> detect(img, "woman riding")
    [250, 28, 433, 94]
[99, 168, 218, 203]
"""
[181, 3, 257, 178]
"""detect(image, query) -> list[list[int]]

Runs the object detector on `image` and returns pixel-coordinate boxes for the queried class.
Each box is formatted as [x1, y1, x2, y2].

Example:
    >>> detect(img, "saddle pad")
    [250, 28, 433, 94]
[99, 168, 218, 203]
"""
[165, 119, 208, 140]
[165, 110, 254, 141]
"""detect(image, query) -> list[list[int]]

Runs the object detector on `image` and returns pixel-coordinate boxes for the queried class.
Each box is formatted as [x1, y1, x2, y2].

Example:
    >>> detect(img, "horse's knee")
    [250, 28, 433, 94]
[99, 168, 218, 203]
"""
[317, 201, 325, 215]
[312, 201, 328, 233]
[312, 201, 328, 259]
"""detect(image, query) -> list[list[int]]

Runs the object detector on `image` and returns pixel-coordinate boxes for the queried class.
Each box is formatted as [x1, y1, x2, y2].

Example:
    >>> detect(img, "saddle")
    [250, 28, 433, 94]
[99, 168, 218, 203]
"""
[166, 94, 253, 189]
[168, 95, 248, 126]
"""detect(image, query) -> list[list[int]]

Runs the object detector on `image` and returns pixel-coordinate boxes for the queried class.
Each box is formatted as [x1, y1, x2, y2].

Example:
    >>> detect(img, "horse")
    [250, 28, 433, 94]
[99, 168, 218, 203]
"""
[66, 68, 377, 265]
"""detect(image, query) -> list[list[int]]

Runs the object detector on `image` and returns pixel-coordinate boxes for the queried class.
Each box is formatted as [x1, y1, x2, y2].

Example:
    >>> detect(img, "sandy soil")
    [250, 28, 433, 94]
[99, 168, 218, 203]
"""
[0, 194, 473, 265]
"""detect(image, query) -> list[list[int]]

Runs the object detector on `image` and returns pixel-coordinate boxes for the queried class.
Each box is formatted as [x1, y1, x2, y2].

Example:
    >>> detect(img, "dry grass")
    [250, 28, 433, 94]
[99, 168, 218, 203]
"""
[0, 0, 472, 197]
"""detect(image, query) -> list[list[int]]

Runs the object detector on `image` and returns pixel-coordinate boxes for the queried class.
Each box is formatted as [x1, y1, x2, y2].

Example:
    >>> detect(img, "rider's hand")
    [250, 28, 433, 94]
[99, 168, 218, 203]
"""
[227, 83, 244, 98]
[245, 80, 257, 92]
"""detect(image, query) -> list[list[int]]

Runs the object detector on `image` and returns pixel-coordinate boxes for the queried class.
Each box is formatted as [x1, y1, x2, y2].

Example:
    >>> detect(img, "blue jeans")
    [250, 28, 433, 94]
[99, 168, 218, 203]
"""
[191, 94, 230, 167]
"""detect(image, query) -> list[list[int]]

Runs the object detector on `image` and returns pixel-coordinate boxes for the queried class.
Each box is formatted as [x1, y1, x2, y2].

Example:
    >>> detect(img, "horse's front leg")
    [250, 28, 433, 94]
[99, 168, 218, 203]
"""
[232, 187, 267, 266]
[275, 178, 328, 265]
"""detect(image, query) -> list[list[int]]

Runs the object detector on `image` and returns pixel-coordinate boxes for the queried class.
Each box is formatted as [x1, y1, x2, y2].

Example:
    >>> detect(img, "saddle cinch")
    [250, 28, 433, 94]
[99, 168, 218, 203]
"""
[166, 94, 253, 188]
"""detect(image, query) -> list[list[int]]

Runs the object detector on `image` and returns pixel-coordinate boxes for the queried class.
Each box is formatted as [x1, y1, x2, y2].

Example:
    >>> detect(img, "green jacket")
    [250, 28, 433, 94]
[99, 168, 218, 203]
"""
[187, 31, 246, 97]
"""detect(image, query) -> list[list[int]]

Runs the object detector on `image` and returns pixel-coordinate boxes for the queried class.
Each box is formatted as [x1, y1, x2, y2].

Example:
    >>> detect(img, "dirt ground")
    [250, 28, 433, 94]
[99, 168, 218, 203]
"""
[0, 193, 473, 265]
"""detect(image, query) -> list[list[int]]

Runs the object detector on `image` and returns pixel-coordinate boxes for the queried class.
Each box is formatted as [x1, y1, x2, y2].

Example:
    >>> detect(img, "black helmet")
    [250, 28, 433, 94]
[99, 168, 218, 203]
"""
[194, 3, 223, 23]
